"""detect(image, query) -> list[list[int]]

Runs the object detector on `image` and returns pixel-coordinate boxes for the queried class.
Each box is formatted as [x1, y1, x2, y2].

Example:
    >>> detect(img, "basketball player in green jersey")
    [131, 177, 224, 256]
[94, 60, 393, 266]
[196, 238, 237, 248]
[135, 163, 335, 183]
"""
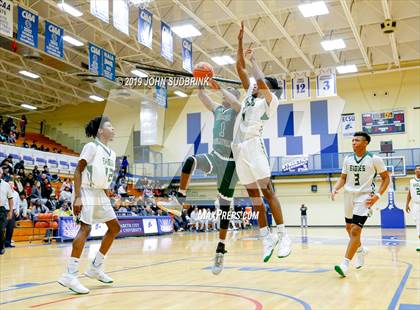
[174, 80, 241, 275]
[332, 132, 390, 277]
[58, 116, 121, 294]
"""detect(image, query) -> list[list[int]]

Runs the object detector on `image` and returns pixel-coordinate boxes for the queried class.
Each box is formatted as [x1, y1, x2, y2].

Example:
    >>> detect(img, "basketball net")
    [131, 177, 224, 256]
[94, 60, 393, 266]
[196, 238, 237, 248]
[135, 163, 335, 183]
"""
[126, 0, 153, 9]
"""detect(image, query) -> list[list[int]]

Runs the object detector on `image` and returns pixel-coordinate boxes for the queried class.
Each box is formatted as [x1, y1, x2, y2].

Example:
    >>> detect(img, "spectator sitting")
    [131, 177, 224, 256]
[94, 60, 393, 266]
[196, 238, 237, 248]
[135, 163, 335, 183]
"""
[24, 182, 32, 197]
[32, 166, 40, 178]
[14, 160, 24, 173]
[59, 186, 72, 202]
[18, 192, 29, 220]
[30, 141, 38, 150]
[45, 147, 50, 153]
[39, 145, 45, 152]
[22, 140, 29, 148]
[1, 155, 13, 176]
[13, 175, 24, 194]
[25, 173, 35, 187]
[46, 194, 58, 211]
[7, 131, 16, 144]
[30, 181, 42, 203]
[60, 178, 72, 192]
[41, 178, 52, 199]
[31, 199, 49, 218]
[42, 166, 52, 180]
[144, 205, 155, 216]
[53, 201, 72, 217]
[129, 206, 138, 216]
[118, 182, 128, 198]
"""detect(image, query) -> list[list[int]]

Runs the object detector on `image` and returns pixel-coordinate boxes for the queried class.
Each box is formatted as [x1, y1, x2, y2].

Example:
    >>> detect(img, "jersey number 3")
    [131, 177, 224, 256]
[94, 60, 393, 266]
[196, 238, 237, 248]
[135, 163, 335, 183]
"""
[354, 173, 360, 186]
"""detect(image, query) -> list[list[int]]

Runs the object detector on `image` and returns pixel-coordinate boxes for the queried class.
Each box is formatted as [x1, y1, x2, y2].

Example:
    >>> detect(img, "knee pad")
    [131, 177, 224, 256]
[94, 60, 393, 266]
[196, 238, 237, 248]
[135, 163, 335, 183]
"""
[218, 197, 232, 230]
[182, 156, 196, 174]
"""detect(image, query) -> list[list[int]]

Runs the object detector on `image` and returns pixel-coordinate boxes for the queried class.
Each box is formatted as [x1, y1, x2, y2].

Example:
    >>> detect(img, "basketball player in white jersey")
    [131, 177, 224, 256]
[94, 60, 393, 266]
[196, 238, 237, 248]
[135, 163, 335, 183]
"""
[233, 21, 291, 262]
[58, 116, 121, 294]
[405, 165, 420, 251]
[332, 132, 390, 277]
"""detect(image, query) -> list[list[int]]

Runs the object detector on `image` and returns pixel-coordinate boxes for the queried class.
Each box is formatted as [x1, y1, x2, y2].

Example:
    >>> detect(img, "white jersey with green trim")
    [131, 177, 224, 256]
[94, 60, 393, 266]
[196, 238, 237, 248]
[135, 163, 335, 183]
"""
[79, 139, 116, 189]
[409, 177, 420, 203]
[341, 152, 387, 193]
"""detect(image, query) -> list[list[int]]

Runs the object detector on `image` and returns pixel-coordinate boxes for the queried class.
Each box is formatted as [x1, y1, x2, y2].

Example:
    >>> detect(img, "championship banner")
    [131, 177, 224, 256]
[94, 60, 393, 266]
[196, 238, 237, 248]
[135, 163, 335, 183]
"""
[341, 113, 356, 137]
[113, 0, 129, 35]
[277, 75, 287, 101]
[88, 43, 103, 76]
[316, 68, 337, 97]
[17, 6, 39, 48]
[161, 21, 173, 62]
[155, 83, 167, 108]
[138, 8, 152, 48]
[282, 156, 309, 173]
[102, 49, 116, 81]
[0, 0, 13, 38]
[182, 38, 192, 73]
[90, 0, 109, 23]
[291, 71, 310, 100]
[44, 21, 64, 59]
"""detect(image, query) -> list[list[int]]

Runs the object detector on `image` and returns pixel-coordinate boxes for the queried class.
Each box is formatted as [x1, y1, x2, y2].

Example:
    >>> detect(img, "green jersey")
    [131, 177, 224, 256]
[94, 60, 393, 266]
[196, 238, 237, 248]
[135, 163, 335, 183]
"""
[212, 105, 237, 158]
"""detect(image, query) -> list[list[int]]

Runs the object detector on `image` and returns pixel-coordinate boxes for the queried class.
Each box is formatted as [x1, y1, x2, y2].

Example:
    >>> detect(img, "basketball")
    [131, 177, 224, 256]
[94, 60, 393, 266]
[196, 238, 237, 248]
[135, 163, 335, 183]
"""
[192, 62, 214, 80]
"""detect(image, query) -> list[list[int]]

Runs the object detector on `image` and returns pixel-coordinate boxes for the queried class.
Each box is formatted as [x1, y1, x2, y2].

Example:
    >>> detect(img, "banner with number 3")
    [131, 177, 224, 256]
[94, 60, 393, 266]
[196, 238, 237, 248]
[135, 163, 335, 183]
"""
[291, 71, 310, 100]
[316, 68, 336, 97]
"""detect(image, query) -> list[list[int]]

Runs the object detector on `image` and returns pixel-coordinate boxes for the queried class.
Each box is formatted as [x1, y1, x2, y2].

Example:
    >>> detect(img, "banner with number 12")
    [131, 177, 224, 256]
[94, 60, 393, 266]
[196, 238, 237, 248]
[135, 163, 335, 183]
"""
[291, 71, 310, 100]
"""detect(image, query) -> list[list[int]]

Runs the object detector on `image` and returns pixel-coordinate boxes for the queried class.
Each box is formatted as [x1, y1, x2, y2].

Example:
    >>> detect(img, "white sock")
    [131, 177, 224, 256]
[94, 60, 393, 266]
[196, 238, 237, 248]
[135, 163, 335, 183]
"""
[218, 239, 225, 244]
[276, 224, 286, 237]
[93, 251, 105, 268]
[67, 257, 79, 274]
[342, 258, 351, 267]
[260, 226, 270, 238]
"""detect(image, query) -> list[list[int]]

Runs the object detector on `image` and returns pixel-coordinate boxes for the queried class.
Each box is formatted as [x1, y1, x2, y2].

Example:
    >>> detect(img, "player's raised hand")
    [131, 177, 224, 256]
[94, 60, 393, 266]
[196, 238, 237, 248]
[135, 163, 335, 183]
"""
[245, 48, 256, 62]
[238, 21, 244, 41]
[208, 79, 220, 90]
[366, 194, 379, 207]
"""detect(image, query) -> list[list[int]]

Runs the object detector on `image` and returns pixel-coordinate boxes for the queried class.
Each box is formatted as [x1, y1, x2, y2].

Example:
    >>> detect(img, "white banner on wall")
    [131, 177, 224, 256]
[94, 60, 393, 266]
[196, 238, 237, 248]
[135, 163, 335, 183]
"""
[0, 0, 13, 38]
[316, 67, 337, 97]
[91, 0, 109, 23]
[291, 71, 310, 100]
[113, 0, 129, 35]
[341, 113, 356, 137]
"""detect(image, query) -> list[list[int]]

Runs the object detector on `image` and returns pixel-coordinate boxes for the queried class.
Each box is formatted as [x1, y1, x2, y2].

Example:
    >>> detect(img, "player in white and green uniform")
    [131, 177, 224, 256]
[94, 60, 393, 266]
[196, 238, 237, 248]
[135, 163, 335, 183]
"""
[332, 132, 390, 277]
[59, 116, 121, 294]
[174, 80, 241, 275]
[406, 165, 420, 251]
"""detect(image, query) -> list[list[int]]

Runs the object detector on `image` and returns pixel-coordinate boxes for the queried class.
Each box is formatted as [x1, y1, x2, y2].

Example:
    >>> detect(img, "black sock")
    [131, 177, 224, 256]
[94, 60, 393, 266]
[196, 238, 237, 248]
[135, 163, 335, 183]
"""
[216, 242, 227, 254]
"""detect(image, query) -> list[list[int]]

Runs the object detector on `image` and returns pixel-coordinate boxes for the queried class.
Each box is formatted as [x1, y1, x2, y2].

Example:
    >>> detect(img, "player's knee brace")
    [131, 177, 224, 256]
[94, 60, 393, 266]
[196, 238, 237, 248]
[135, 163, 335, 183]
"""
[182, 156, 196, 174]
[218, 197, 231, 230]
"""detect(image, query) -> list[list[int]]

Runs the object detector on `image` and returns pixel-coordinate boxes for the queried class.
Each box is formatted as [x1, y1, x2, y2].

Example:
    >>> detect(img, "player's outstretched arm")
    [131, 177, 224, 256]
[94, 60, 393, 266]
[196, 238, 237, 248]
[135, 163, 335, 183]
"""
[246, 49, 273, 104]
[331, 173, 347, 201]
[209, 80, 242, 113]
[198, 86, 219, 112]
[406, 190, 411, 213]
[73, 159, 87, 216]
[236, 21, 250, 90]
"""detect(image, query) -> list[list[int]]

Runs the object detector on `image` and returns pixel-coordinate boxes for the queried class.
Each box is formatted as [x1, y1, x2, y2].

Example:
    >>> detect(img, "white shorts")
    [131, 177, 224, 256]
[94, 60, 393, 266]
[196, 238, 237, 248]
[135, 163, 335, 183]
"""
[410, 202, 420, 221]
[232, 138, 271, 185]
[344, 192, 371, 219]
[72, 188, 116, 225]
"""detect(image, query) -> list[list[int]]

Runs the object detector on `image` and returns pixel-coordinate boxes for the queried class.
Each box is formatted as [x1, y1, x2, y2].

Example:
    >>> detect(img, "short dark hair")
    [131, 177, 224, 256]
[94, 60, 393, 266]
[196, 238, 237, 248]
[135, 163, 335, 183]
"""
[264, 77, 283, 99]
[353, 131, 371, 143]
[415, 165, 420, 169]
[85, 116, 110, 138]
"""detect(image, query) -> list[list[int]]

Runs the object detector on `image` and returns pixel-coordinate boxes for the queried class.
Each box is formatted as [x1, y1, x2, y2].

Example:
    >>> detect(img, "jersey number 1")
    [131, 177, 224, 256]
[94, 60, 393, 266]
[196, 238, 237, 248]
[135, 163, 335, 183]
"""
[354, 173, 360, 186]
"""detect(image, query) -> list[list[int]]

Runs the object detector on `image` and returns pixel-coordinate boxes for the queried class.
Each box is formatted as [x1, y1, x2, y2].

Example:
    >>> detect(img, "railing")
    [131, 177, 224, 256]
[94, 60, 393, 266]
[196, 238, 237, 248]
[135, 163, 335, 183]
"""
[132, 148, 420, 180]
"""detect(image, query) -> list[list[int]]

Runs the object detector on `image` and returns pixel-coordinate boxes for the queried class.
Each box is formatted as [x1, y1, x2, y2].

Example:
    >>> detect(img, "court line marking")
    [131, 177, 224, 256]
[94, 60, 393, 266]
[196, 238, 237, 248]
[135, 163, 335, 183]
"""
[2, 285, 310, 310]
[28, 289, 263, 309]
[388, 261, 413, 310]
[0, 257, 191, 294]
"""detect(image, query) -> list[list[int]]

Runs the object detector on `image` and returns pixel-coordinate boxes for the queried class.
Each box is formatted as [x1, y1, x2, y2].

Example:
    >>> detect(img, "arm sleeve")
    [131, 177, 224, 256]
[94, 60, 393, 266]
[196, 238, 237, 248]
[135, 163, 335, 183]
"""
[373, 155, 387, 174]
[341, 157, 348, 174]
[79, 143, 97, 164]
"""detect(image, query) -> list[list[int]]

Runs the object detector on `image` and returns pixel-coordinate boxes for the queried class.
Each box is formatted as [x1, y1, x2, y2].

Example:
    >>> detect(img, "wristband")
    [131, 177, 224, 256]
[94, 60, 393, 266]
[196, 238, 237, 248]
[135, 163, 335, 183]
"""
[374, 193, 381, 199]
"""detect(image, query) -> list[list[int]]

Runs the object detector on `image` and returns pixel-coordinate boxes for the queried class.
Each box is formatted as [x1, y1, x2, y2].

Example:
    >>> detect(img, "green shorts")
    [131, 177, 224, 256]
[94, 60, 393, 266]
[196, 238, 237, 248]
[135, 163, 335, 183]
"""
[195, 151, 238, 200]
